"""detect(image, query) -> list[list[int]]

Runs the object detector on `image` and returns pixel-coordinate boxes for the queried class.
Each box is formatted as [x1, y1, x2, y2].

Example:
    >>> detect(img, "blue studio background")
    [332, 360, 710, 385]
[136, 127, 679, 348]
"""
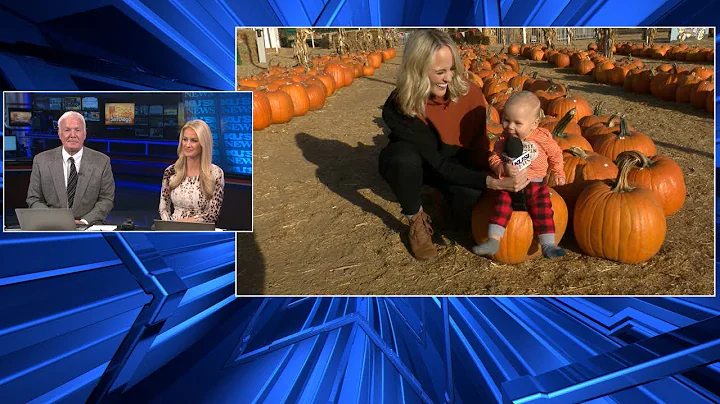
[1, 1, 719, 404]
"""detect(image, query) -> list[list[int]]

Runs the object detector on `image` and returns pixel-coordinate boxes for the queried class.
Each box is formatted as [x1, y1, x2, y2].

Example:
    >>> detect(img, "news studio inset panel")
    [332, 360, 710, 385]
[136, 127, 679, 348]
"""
[3, 91, 253, 232]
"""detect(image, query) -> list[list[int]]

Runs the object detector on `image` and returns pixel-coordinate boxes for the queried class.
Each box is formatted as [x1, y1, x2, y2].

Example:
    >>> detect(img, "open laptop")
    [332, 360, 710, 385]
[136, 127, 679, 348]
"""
[15, 208, 85, 231]
[153, 219, 216, 231]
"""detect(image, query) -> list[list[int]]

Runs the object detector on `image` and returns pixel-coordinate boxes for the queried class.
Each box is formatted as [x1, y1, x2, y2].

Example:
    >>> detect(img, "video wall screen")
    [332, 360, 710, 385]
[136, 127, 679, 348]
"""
[8, 92, 252, 179]
[183, 91, 253, 177]
[26, 93, 185, 141]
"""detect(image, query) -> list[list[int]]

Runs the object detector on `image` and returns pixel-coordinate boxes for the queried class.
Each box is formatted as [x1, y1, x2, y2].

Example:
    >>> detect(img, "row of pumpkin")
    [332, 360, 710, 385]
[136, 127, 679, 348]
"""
[508, 41, 714, 63]
[504, 43, 715, 114]
[237, 49, 396, 131]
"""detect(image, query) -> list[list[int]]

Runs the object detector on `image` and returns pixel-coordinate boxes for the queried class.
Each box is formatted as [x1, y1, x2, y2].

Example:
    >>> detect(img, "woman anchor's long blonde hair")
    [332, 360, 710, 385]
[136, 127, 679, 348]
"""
[169, 119, 216, 199]
[395, 29, 469, 117]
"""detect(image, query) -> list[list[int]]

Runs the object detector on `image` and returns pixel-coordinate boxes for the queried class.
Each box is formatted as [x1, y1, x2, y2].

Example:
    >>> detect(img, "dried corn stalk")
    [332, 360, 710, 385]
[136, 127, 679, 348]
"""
[338, 28, 348, 55]
[543, 28, 558, 49]
[647, 28, 657, 46]
[599, 28, 616, 59]
[293, 28, 311, 68]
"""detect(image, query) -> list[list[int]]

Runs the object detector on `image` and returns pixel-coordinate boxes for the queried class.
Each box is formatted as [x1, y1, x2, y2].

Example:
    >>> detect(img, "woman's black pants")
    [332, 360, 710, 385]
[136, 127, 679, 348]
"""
[379, 141, 484, 226]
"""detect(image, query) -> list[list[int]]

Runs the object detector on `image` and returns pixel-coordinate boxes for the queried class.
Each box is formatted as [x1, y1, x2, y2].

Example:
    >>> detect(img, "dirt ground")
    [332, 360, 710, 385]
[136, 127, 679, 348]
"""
[236, 33, 715, 296]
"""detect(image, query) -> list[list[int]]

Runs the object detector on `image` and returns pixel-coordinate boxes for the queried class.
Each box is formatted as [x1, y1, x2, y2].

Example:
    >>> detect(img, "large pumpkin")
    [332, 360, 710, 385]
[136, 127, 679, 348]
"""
[690, 76, 714, 110]
[573, 156, 666, 264]
[251, 90, 272, 131]
[280, 82, 311, 116]
[546, 87, 592, 123]
[615, 151, 686, 216]
[649, 65, 681, 101]
[263, 88, 294, 124]
[302, 81, 326, 111]
[575, 58, 595, 75]
[548, 146, 618, 217]
[324, 63, 346, 89]
[593, 118, 656, 162]
[472, 188, 568, 264]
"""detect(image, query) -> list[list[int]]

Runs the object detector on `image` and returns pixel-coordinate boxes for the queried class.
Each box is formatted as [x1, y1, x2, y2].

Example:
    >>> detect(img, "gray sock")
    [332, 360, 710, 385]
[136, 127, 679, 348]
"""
[538, 233, 564, 258]
[472, 238, 500, 256]
[542, 244, 565, 258]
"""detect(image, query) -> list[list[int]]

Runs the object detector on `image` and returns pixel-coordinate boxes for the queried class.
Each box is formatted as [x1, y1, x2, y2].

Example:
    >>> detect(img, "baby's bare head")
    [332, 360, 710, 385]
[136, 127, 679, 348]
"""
[503, 91, 541, 120]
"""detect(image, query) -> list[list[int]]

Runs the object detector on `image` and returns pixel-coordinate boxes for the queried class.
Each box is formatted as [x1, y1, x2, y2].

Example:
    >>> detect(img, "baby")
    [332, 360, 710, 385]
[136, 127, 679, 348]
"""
[473, 91, 566, 259]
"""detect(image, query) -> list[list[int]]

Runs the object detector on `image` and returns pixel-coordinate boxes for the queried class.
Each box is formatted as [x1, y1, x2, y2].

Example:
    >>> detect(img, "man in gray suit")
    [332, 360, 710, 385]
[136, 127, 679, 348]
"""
[26, 111, 115, 225]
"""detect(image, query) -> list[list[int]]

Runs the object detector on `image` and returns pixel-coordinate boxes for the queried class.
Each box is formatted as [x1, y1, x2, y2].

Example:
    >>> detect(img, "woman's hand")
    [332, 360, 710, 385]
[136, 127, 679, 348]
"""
[487, 169, 530, 192]
[176, 217, 198, 223]
[503, 162, 519, 177]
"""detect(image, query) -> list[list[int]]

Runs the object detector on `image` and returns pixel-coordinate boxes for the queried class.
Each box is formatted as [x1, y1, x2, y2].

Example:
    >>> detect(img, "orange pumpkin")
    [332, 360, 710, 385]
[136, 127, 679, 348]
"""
[575, 58, 595, 75]
[593, 118, 656, 162]
[573, 156, 666, 264]
[629, 69, 654, 94]
[324, 63, 345, 89]
[303, 82, 326, 111]
[615, 150, 686, 216]
[315, 73, 336, 97]
[471, 188, 568, 264]
[690, 76, 714, 110]
[555, 53, 571, 68]
[548, 146, 618, 217]
[264, 88, 294, 124]
[650, 66, 681, 101]
[546, 87, 592, 123]
[675, 73, 702, 103]
[535, 85, 565, 113]
[280, 82, 311, 116]
[251, 90, 272, 131]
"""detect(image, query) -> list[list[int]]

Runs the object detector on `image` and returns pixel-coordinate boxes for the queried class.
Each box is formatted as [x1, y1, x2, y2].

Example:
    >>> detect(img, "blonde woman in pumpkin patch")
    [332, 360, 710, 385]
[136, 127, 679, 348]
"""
[379, 29, 529, 261]
[159, 119, 225, 224]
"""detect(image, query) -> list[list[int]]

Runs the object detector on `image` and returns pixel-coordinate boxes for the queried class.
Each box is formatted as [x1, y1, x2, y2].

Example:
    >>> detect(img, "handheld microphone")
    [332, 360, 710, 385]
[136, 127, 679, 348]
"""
[504, 136, 528, 211]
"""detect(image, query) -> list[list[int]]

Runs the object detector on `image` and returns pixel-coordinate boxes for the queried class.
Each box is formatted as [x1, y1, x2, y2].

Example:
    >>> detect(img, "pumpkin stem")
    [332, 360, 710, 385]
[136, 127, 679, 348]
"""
[617, 116, 633, 137]
[611, 152, 639, 193]
[592, 101, 604, 116]
[616, 150, 651, 169]
[551, 108, 576, 139]
[486, 105, 494, 124]
[566, 146, 589, 159]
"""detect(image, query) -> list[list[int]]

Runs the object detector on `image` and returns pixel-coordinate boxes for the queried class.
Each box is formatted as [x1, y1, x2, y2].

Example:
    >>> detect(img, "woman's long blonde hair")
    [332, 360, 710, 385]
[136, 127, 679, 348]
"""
[395, 29, 469, 117]
[169, 119, 215, 199]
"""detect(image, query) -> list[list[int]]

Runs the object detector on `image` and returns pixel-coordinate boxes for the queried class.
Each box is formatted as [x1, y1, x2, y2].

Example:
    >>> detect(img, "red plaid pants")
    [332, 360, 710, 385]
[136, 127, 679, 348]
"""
[490, 182, 555, 235]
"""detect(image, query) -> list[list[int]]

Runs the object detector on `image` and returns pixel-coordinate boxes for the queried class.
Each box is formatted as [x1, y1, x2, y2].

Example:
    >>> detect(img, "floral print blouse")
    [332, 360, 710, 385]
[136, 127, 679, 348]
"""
[159, 164, 224, 223]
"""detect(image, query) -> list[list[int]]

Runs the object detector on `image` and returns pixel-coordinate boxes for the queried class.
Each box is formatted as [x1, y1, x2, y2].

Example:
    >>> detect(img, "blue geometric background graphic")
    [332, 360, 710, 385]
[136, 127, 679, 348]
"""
[1, 0, 718, 403]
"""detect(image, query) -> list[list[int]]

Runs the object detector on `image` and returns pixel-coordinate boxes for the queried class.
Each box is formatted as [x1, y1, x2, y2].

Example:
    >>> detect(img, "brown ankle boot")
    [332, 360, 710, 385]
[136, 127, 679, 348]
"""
[408, 210, 437, 260]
